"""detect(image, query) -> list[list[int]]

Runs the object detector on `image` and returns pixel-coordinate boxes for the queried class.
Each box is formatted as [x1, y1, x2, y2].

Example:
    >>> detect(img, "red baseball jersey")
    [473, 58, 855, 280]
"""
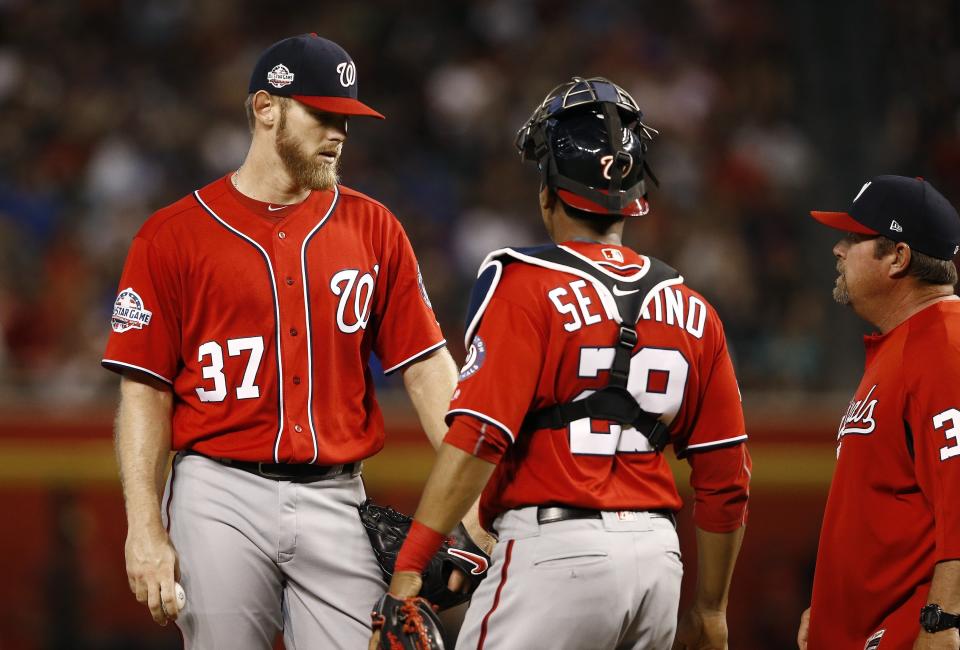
[443, 241, 751, 532]
[102, 175, 444, 464]
[808, 300, 960, 649]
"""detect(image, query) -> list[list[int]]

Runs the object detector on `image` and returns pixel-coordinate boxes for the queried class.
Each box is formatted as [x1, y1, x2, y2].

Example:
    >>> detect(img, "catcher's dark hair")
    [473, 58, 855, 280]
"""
[873, 236, 958, 286]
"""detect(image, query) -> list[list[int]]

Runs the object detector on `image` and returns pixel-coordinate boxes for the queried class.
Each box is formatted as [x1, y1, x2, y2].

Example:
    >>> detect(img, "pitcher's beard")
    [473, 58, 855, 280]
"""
[275, 117, 340, 191]
[276, 137, 339, 191]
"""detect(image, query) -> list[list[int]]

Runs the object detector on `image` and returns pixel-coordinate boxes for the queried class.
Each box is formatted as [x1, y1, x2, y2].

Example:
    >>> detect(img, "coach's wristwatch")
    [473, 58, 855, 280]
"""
[920, 604, 960, 633]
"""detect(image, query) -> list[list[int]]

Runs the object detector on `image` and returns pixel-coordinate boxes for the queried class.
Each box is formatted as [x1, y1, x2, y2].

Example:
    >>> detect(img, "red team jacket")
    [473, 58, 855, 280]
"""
[103, 175, 444, 464]
[809, 301, 960, 649]
[443, 241, 752, 532]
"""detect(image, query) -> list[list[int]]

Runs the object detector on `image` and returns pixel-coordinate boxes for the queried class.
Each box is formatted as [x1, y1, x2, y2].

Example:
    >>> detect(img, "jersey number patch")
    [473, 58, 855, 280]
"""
[935, 408, 960, 461]
[570, 346, 689, 455]
[195, 336, 265, 402]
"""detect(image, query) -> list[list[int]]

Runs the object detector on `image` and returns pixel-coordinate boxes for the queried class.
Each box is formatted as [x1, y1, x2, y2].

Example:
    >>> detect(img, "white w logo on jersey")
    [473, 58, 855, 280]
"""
[330, 265, 378, 333]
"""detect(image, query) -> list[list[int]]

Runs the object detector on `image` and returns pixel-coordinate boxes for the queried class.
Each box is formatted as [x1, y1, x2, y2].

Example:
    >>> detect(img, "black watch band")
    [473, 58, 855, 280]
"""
[920, 604, 960, 633]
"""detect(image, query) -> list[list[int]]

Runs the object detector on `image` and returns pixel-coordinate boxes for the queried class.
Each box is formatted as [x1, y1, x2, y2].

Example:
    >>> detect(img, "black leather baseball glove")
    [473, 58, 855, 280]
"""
[371, 593, 445, 650]
[359, 499, 491, 611]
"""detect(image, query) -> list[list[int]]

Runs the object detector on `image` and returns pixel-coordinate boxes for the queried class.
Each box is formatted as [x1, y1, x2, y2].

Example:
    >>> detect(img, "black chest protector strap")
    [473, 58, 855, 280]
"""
[518, 247, 681, 452]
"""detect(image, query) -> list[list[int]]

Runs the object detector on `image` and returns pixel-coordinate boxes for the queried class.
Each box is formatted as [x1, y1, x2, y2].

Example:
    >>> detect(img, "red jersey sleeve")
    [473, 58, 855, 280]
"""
[444, 415, 511, 464]
[676, 312, 747, 455]
[446, 293, 546, 445]
[372, 220, 445, 374]
[675, 308, 749, 532]
[102, 235, 181, 384]
[688, 443, 752, 532]
[909, 339, 960, 562]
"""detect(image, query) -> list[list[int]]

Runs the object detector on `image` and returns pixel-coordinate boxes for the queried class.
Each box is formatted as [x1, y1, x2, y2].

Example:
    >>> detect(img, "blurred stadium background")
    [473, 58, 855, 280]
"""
[1, 0, 958, 648]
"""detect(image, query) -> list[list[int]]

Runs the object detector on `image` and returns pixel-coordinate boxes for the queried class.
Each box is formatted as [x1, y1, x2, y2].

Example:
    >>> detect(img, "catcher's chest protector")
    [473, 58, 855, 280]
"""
[466, 245, 681, 450]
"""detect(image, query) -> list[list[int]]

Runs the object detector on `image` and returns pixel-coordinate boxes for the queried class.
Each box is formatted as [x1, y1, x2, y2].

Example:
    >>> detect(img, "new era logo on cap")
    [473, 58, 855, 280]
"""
[810, 175, 960, 260]
[249, 34, 384, 119]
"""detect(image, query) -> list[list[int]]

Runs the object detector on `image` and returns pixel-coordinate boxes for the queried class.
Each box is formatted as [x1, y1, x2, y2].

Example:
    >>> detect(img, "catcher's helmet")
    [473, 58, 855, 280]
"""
[516, 76, 658, 217]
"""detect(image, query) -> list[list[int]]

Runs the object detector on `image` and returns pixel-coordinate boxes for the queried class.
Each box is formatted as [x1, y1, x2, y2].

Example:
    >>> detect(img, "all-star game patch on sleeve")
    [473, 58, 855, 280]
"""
[907, 331, 960, 562]
[371, 219, 445, 375]
[102, 235, 181, 384]
[445, 293, 546, 450]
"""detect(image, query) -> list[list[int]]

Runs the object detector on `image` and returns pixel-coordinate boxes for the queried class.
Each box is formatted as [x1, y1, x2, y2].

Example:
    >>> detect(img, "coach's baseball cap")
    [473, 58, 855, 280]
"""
[248, 34, 384, 119]
[810, 175, 960, 260]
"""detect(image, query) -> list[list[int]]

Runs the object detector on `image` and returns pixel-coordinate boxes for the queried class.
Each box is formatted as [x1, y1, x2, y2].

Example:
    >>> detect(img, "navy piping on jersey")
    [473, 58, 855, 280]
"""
[446, 408, 516, 444]
[382, 339, 448, 375]
[193, 189, 287, 463]
[101, 359, 174, 386]
[300, 186, 340, 464]
[464, 260, 504, 348]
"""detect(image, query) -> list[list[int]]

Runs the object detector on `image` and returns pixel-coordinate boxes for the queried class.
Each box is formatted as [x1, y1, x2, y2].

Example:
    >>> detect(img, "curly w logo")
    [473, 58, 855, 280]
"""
[330, 265, 379, 334]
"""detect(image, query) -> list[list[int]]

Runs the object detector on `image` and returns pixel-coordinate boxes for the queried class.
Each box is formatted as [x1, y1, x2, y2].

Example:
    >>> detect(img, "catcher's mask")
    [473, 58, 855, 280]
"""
[515, 76, 658, 217]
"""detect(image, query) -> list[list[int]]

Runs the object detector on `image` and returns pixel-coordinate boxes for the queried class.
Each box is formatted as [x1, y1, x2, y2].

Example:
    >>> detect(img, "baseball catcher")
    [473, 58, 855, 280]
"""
[367, 76, 751, 650]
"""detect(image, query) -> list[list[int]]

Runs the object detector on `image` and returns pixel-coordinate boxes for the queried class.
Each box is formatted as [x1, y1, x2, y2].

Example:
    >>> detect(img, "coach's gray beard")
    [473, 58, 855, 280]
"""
[275, 127, 339, 192]
[833, 273, 850, 305]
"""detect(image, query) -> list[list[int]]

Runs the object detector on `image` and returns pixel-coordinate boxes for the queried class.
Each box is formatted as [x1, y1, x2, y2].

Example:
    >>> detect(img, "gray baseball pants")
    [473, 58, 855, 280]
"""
[455, 507, 682, 650]
[161, 452, 385, 649]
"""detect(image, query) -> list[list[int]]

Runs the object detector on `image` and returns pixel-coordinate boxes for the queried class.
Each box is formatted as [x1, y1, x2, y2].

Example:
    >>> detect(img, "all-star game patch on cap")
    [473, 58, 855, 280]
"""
[810, 175, 960, 260]
[249, 34, 384, 119]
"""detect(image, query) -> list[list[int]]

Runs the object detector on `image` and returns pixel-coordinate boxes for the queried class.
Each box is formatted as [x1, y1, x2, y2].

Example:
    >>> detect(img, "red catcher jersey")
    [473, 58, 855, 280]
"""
[443, 242, 748, 530]
[809, 301, 960, 649]
[102, 175, 444, 464]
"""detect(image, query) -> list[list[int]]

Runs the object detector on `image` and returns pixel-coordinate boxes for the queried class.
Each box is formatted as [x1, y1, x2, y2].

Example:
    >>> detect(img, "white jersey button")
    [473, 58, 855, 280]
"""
[294, 424, 303, 433]
[278, 231, 287, 239]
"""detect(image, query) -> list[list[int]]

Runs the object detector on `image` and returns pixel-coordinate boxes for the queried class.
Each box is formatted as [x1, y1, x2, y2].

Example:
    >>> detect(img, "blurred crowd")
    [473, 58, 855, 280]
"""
[1, 0, 959, 406]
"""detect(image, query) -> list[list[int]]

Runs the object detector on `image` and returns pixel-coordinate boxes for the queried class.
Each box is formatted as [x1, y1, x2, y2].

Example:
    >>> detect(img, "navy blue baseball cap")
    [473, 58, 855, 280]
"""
[810, 175, 960, 260]
[248, 34, 384, 119]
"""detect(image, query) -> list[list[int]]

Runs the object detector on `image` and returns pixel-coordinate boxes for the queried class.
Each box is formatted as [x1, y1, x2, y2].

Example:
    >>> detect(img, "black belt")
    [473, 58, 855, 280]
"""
[536, 506, 676, 527]
[184, 450, 360, 482]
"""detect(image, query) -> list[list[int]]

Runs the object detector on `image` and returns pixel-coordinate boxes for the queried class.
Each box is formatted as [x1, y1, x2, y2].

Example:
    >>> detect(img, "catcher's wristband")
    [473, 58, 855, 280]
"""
[395, 520, 446, 574]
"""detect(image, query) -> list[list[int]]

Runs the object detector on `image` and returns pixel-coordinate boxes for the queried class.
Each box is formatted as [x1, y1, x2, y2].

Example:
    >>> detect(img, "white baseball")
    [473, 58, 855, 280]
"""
[175, 582, 187, 610]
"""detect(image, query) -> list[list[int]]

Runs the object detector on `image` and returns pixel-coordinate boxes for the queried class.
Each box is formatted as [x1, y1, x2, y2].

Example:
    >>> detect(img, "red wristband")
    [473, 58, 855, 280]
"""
[395, 520, 446, 574]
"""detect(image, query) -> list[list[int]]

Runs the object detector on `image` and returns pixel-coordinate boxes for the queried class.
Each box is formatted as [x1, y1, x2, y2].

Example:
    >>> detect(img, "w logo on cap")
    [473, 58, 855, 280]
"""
[336, 61, 356, 88]
[890, 220, 903, 233]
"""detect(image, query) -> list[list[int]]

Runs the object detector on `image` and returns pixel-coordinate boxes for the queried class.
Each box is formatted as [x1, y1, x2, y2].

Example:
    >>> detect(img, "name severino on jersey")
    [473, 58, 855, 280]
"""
[548, 275, 708, 338]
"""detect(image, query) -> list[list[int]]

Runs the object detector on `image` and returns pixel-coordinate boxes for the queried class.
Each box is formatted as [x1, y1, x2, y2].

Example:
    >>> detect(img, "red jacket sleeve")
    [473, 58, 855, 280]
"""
[909, 339, 960, 561]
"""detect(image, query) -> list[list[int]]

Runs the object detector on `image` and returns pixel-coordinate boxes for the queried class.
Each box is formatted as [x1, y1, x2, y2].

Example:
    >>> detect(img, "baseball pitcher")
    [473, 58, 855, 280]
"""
[103, 34, 483, 649]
